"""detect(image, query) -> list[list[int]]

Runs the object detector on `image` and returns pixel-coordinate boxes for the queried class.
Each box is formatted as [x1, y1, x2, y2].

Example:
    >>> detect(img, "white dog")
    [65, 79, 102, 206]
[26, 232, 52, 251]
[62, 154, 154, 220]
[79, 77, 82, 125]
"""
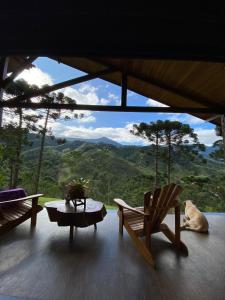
[180, 200, 209, 233]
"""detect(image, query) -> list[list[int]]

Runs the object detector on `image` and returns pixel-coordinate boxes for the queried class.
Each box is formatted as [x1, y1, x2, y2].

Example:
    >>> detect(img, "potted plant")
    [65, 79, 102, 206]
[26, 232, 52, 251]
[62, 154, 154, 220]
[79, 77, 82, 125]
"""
[65, 178, 89, 209]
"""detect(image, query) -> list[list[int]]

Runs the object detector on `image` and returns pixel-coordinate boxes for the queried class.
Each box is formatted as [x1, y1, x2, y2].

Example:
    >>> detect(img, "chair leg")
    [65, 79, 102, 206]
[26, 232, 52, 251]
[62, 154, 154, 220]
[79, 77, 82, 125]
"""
[31, 197, 38, 227]
[118, 209, 124, 236]
[69, 225, 74, 240]
[175, 205, 180, 248]
[145, 221, 151, 250]
[31, 198, 38, 227]
[124, 222, 155, 268]
[161, 224, 188, 255]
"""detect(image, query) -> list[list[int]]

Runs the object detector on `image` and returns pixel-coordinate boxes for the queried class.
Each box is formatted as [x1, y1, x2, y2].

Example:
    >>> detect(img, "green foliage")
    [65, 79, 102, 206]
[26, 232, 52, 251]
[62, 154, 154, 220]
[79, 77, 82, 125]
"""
[1, 94, 224, 213]
[131, 120, 166, 186]
[0, 123, 32, 187]
[131, 120, 202, 186]
[181, 175, 210, 184]
[210, 140, 224, 161]
[0, 137, 221, 212]
[210, 125, 224, 162]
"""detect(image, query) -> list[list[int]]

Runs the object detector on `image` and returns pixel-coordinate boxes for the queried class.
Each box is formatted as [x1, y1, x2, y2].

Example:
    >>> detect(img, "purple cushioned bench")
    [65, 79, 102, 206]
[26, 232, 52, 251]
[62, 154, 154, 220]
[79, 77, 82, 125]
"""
[0, 188, 27, 207]
[0, 189, 44, 235]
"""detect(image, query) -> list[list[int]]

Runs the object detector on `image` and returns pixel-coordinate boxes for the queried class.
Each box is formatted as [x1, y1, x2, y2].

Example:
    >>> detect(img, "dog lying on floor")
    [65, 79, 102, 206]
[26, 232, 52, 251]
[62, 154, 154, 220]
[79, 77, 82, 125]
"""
[180, 200, 209, 233]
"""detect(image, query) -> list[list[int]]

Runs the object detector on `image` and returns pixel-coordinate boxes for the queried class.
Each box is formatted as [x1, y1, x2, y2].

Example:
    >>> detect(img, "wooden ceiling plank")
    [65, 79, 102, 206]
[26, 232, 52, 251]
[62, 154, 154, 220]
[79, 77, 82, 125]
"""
[94, 58, 225, 109]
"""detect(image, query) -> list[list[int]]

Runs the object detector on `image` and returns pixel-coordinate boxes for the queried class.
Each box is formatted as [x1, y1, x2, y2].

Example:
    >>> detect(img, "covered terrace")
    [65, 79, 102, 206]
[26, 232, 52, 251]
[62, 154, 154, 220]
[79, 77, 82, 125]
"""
[0, 3, 225, 300]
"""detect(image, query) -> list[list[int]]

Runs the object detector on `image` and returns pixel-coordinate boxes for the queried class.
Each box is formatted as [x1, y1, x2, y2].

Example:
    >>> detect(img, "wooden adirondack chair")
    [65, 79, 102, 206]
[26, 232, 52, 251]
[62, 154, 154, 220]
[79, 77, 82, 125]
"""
[114, 183, 188, 268]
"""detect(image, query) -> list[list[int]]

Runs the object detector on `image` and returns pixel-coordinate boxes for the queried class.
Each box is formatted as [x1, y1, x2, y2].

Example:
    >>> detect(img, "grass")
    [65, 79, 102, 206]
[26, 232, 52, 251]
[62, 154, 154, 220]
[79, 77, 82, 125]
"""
[39, 197, 117, 210]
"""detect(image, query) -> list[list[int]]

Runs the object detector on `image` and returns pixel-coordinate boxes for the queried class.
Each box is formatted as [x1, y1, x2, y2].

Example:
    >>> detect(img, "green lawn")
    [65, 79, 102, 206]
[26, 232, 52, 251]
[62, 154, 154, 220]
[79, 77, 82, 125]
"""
[39, 197, 117, 210]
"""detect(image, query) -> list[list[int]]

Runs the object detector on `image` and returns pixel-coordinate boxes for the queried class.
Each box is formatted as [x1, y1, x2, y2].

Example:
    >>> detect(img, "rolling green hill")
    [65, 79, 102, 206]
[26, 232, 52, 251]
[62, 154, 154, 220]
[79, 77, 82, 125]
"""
[16, 136, 225, 212]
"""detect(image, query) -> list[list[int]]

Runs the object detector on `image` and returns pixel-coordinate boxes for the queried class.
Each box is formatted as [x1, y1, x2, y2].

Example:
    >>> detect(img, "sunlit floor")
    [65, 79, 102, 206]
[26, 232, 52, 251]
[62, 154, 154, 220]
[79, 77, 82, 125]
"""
[0, 210, 225, 300]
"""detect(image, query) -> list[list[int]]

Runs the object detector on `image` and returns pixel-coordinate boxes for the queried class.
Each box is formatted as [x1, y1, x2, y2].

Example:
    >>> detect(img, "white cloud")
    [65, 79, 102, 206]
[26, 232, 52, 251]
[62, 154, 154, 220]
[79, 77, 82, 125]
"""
[62, 86, 109, 106]
[49, 122, 148, 145]
[15, 68, 99, 123]
[108, 92, 119, 100]
[78, 83, 98, 94]
[194, 129, 218, 146]
[164, 113, 204, 125]
[77, 115, 96, 123]
[17, 67, 53, 87]
[3, 107, 217, 146]
[146, 98, 168, 107]
[49, 120, 217, 146]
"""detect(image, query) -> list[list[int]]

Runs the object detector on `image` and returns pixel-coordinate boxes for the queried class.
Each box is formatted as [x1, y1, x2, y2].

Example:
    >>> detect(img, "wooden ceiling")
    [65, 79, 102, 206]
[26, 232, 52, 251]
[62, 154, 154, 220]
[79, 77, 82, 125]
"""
[1, 3, 225, 127]
[3, 55, 225, 125]
[7, 57, 34, 73]
[51, 57, 225, 125]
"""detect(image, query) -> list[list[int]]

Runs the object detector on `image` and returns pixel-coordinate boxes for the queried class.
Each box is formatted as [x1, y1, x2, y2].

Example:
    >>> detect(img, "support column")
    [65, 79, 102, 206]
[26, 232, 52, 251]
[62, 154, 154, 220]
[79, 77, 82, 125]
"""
[0, 57, 9, 128]
[221, 115, 225, 165]
[121, 70, 127, 108]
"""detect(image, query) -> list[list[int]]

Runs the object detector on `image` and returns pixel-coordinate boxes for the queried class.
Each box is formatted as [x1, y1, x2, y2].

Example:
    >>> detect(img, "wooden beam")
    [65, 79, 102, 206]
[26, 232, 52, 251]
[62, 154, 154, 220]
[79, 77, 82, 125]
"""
[121, 71, 127, 108]
[0, 102, 224, 114]
[205, 115, 221, 122]
[5, 68, 116, 104]
[221, 115, 225, 165]
[2, 56, 37, 89]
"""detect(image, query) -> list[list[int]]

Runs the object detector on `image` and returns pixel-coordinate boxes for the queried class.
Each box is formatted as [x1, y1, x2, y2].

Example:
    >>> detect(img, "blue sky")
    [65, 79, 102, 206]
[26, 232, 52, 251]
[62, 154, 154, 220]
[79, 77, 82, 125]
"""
[17, 57, 217, 146]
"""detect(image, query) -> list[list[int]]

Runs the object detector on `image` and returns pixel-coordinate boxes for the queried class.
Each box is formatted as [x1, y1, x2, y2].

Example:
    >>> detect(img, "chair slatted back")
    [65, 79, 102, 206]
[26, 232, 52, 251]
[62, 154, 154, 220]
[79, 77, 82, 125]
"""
[144, 184, 182, 232]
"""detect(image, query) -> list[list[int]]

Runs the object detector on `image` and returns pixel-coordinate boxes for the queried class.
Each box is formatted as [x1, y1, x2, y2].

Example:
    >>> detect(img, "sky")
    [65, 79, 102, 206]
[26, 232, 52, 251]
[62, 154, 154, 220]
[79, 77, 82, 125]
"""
[12, 57, 219, 146]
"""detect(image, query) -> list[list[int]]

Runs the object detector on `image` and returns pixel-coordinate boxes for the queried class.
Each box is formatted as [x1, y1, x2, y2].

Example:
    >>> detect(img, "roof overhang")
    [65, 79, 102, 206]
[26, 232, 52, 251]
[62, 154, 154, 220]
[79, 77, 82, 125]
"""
[1, 56, 225, 126]
[1, 4, 225, 125]
[50, 57, 225, 125]
[1, 3, 225, 62]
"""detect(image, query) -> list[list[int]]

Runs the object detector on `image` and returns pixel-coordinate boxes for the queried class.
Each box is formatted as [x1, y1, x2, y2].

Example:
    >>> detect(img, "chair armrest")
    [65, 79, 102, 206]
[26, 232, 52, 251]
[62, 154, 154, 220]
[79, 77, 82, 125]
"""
[114, 198, 150, 216]
[0, 194, 44, 205]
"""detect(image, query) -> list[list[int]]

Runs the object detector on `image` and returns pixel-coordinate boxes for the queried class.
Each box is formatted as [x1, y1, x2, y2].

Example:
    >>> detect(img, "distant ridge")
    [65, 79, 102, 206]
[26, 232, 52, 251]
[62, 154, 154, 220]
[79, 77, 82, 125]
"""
[27, 134, 218, 152]
[66, 136, 123, 147]
[26, 134, 123, 148]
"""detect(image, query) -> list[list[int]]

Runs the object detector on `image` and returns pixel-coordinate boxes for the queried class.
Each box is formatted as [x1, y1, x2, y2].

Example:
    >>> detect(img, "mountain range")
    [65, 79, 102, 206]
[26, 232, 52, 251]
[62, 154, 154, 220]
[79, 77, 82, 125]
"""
[20, 132, 225, 211]
[27, 133, 217, 158]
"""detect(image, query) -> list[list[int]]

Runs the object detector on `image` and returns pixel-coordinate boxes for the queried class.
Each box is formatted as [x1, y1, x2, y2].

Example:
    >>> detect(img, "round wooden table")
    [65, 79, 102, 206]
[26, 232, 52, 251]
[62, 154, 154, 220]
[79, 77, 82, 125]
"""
[45, 199, 107, 239]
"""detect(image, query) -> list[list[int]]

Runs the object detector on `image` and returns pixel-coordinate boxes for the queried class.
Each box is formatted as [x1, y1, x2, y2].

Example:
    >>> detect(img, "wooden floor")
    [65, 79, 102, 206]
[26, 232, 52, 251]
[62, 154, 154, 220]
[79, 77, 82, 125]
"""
[0, 210, 225, 300]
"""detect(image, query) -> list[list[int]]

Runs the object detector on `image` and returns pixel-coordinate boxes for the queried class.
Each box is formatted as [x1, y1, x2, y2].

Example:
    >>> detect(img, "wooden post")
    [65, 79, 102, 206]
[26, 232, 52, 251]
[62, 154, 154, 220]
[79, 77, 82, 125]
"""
[121, 71, 127, 108]
[69, 225, 74, 240]
[118, 207, 124, 235]
[0, 57, 9, 127]
[221, 115, 225, 166]
[31, 196, 38, 227]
